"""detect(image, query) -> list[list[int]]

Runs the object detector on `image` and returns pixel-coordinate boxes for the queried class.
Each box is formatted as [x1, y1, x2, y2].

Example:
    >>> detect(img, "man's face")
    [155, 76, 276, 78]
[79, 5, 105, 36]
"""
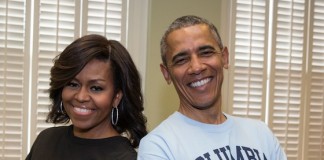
[160, 24, 228, 111]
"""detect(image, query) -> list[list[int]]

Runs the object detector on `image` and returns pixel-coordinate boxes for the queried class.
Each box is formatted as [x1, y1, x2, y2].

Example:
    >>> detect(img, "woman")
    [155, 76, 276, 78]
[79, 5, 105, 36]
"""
[26, 34, 147, 160]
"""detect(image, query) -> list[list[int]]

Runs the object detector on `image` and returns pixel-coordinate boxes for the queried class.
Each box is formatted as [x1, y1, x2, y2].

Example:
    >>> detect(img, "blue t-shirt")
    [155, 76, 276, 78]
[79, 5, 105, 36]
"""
[138, 112, 286, 160]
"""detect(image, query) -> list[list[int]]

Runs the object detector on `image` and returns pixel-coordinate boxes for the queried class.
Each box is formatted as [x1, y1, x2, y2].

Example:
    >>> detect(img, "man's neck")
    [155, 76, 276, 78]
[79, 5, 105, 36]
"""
[178, 104, 227, 124]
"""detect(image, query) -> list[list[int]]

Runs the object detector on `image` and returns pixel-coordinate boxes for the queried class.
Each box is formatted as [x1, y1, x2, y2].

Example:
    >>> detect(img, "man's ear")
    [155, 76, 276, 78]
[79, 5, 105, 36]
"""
[160, 63, 172, 84]
[222, 47, 229, 69]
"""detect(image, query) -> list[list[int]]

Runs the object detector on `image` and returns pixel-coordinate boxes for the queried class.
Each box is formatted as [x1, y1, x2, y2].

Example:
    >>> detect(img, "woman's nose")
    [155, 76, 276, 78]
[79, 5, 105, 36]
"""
[75, 87, 90, 102]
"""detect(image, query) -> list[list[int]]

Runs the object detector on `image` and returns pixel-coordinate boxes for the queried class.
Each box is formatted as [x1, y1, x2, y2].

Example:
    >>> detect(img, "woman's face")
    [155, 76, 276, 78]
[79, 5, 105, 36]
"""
[62, 59, 122, 138]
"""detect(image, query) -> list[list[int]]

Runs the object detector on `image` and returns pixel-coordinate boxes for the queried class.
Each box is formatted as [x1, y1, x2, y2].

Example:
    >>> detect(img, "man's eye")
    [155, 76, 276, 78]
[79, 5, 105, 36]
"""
[173, 57, 188, 65]
[200, 50, 215, 56]
[91, 86, 103, 92]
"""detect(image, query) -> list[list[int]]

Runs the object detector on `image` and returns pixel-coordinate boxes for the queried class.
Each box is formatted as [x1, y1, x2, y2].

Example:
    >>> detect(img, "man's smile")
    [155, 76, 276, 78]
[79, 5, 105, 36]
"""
[189, 77, 212, 88]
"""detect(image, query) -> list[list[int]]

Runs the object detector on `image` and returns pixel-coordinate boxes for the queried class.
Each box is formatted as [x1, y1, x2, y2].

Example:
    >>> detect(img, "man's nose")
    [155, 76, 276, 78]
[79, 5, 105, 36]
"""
[188, 55, 205, 74]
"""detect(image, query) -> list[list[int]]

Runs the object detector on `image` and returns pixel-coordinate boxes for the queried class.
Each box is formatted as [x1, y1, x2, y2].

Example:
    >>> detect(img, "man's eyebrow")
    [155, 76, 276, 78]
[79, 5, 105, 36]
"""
[197, 45, 216, 51]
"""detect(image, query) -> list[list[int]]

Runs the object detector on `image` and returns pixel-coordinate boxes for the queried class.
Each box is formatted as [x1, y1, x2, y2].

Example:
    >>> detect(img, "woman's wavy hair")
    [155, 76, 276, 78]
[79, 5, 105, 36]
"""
[46, 34, 147, 148]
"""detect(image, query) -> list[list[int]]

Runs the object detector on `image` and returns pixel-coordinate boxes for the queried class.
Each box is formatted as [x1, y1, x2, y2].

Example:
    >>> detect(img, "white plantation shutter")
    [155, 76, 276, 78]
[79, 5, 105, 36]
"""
[30, 0, 79, 138]
[229, 0, 268, 121]
[227, 0, 324, 159]
[30, 0, 126, 142]
[0, 0, 149, 159]
[0, 0, 27, 159]
[304, 0, 324, 159]
[268, 0, 306, 159]
[86, 0, 126, 42]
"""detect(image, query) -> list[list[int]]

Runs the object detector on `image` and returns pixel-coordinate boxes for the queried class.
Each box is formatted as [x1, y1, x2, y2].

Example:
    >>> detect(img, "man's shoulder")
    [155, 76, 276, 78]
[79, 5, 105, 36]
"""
[147, 115, 175, 133]
[138, 113, 181, 159]
[227, 114, 275, 137]
[226, 114, 267, 126]
[141, 112, 180, 141]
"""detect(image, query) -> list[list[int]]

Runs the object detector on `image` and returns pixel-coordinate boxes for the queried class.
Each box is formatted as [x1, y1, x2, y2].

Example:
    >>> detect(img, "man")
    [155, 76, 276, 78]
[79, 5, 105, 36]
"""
[138, 15, 286, 160]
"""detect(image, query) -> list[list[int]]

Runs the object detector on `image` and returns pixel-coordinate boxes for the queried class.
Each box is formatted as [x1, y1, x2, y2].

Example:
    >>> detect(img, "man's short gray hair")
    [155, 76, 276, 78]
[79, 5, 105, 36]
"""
[160, 15, 224, 66]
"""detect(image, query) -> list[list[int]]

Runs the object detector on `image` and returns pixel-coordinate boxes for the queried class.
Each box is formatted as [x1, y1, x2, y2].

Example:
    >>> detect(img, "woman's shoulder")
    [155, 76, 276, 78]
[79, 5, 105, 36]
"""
[30, 125, 71, 151]
[38, 125, 71, 137]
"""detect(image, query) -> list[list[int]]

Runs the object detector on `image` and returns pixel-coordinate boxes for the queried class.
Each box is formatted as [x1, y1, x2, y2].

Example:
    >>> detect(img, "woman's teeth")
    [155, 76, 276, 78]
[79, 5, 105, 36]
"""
[74, 107, 92, 113]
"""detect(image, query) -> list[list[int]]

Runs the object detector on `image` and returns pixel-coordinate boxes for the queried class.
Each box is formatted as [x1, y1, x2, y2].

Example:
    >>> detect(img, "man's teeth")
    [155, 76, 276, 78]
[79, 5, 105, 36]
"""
[190, 78, 211, 88]
[74, 107, 92, 113]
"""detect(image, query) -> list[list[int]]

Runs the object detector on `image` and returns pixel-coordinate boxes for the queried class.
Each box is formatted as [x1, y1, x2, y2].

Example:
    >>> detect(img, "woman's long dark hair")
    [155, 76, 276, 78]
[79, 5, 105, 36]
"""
[46, 34, 147, 148]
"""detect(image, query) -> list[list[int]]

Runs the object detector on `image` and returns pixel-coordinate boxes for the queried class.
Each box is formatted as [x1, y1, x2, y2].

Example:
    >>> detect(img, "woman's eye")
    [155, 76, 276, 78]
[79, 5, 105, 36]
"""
[91, 86, 103, 92]
[66, 82, 78, 88]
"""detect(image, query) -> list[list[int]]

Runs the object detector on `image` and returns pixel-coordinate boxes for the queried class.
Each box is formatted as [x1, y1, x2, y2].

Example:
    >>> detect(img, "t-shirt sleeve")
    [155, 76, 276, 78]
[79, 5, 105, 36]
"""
[258, 120, 287, 160]
[269, 131, 287, 160]
[137, 135, 171, 160]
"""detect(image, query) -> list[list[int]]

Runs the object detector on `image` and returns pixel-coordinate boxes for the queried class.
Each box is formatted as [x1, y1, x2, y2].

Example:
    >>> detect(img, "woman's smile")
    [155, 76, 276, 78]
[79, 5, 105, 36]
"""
[72, 106, 95, 116]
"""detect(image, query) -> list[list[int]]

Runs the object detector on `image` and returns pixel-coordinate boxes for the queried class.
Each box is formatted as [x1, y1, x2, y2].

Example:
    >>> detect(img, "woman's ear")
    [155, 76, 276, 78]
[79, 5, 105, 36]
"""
[113, 90, 123, 107]
[222, 47, 229, 69]
[160, 63, 172, 84]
